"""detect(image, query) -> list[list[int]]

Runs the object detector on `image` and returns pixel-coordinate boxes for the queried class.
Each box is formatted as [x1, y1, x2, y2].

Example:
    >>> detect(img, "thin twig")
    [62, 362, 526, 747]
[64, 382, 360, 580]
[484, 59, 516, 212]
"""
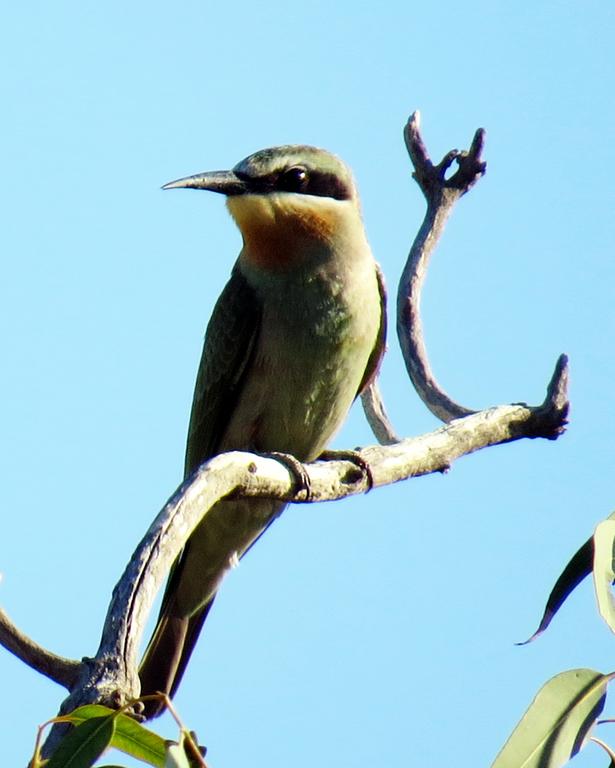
[0, 608, 80, 687]
[361, 381, 399, 445]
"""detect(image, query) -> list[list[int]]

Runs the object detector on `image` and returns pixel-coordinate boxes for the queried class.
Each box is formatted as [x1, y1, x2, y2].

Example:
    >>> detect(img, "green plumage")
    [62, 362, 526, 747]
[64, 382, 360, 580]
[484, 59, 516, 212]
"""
[139, 145, 386, 717]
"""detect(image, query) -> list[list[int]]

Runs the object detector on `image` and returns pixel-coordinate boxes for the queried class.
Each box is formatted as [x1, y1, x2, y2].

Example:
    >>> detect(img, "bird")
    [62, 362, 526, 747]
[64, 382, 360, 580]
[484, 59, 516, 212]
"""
[139, 144, 387, 717]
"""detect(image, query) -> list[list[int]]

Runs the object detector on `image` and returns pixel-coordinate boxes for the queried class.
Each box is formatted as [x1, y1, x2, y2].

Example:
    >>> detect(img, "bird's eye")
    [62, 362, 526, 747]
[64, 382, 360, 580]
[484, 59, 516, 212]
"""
[279, 166, 309, 192]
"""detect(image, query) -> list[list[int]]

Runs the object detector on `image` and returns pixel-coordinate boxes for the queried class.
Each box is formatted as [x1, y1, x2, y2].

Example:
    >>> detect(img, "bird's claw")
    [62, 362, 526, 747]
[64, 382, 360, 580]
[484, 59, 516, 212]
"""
[264, 451, 313, 501]
[319, 449, 374, 491]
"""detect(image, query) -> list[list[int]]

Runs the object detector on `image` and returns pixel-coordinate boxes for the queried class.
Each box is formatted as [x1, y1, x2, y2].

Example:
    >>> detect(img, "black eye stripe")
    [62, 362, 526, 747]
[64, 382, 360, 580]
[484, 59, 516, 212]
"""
[234, 168, 352, 201]
[301, 171, 352, 201]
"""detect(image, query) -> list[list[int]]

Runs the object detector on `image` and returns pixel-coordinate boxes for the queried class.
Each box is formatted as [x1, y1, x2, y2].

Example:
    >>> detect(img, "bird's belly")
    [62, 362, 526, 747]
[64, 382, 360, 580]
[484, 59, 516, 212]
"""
[220, 315, 374, 461]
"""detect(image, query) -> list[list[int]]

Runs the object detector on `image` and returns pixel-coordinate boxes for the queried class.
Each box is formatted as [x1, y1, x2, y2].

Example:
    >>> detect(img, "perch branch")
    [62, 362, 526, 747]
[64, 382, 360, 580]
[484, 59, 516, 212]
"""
[38, 360, 567, 760]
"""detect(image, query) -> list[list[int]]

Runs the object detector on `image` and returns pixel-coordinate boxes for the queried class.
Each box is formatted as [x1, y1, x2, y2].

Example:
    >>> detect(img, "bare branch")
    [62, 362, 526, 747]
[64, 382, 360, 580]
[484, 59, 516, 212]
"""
[0, 608, 80, 687]
[397, 113, 566, 427]
[361, 381, 399, 445]
[38, 368, 567, 752]
[364, 111, 485, 437]
[397, 110, 485, 421]
[522, 353, 570, 439]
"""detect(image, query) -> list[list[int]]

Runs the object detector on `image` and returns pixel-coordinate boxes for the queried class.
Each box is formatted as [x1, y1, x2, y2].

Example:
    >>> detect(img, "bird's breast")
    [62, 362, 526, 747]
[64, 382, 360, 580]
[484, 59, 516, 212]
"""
[220, 255, 381, 461]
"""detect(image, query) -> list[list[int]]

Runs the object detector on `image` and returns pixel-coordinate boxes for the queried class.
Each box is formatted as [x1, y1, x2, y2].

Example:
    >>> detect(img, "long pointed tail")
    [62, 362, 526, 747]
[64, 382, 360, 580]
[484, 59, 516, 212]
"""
[139, 600, 214, 719]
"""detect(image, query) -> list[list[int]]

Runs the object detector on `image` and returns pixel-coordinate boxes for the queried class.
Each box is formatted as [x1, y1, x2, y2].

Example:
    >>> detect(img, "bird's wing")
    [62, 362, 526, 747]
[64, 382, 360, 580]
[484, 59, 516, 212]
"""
[139, 264, 262, 713]
[356, 263, 387, 396]
[183, 262, 262, 477]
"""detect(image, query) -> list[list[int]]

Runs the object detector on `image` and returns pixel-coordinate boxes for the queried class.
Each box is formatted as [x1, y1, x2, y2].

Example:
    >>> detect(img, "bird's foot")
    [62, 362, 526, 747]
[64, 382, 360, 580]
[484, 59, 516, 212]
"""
[264, 451, 313, 501]
[318, 449, 374, 491]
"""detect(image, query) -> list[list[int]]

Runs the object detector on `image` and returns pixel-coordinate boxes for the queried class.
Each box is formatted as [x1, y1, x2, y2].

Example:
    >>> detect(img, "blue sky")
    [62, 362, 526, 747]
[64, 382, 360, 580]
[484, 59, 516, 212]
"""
[1, 2, 614, 766]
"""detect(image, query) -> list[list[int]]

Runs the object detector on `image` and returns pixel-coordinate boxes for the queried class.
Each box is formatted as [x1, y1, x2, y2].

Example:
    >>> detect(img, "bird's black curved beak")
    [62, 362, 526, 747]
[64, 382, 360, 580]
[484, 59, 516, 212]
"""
[161, 170, 248, 196]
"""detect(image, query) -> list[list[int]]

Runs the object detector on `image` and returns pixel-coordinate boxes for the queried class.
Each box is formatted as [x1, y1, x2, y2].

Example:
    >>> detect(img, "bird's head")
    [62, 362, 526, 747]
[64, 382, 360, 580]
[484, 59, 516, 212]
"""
[162, 145, 364, 270]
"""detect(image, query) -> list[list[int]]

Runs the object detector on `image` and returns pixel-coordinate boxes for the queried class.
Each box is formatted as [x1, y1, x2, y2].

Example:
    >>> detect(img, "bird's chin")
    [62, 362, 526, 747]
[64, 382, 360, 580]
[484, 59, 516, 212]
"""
[227, 193, 277, 230]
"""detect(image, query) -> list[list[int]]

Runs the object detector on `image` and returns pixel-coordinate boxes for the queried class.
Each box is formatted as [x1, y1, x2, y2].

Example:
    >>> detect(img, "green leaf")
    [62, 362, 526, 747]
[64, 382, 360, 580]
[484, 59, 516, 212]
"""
[593, 515, 615, 633]
[61, 705, 166, 767]
[491, 668, 610, 768]
[62, 705, 117, 724]
[164, 742, 192, 768]
[110, 714, 167, 767]
[519, 537, 593, 644]
[521, 511, 615, 643]
[46, 715, 116, 768]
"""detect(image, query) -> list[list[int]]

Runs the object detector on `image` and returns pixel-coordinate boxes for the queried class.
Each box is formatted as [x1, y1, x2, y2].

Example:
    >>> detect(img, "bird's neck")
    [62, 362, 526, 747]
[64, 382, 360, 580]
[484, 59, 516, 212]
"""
[227, 193, 364, 273]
